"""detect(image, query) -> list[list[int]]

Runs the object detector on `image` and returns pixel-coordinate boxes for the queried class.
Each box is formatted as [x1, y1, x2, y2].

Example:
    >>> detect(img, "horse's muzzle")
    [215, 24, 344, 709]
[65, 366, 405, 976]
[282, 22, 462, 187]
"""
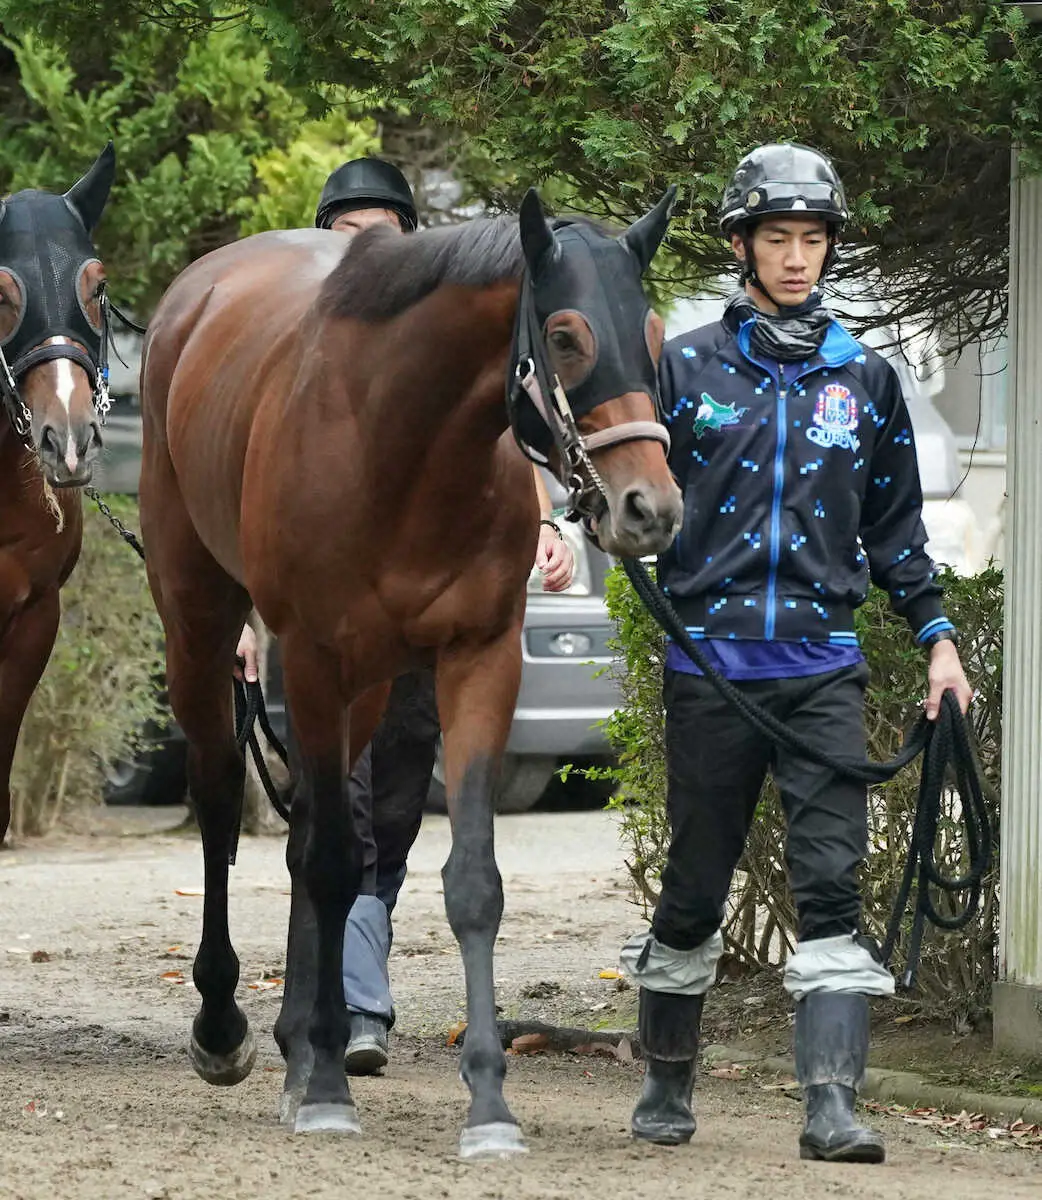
[595, 480, 683, 558]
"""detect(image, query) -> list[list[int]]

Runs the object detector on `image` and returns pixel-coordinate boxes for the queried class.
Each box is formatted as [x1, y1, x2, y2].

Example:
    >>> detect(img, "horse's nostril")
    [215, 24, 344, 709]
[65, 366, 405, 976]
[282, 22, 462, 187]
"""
[623, 487, 655, 529]
[38, 423, 62, 461]
[82, 420, 103, 456]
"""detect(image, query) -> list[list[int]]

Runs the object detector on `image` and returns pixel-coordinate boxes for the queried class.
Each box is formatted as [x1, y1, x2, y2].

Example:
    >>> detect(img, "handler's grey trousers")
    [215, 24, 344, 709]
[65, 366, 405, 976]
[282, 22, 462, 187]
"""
[621, 665, 893, 999]
[342, 670, 440, 1022]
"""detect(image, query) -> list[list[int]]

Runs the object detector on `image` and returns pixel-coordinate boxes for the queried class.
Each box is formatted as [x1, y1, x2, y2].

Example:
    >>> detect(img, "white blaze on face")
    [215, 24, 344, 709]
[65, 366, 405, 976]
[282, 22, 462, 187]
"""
[40, 336, 80, 474]
[55, 353, 80, 474]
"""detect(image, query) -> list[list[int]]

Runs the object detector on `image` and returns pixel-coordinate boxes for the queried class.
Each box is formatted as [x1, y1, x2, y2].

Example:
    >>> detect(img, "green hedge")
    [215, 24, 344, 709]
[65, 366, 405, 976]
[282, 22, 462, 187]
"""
[11, 496, 166, 837]
[602, 565, 1003, 1019]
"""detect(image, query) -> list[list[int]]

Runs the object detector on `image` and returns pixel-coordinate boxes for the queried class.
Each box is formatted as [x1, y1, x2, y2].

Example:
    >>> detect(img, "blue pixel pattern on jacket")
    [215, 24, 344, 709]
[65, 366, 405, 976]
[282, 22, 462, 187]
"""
[658, 310, 951, 645]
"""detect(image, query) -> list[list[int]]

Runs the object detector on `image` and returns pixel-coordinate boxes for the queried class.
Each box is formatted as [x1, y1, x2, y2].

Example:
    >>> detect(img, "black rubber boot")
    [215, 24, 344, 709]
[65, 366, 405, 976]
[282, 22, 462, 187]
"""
[631, 989, 704, 1145]
[344, 1014, 389, 1076]
[794, 992, 885, 1163]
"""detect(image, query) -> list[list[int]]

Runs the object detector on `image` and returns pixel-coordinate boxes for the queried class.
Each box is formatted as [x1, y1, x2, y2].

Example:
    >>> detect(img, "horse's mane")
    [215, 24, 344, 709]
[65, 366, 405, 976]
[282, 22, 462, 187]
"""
[324, 216, 526, 321]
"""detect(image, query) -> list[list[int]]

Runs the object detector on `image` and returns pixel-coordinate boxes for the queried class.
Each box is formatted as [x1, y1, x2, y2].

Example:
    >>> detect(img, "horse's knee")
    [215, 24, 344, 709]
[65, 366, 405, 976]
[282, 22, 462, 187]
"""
[443, 844, 503, 936]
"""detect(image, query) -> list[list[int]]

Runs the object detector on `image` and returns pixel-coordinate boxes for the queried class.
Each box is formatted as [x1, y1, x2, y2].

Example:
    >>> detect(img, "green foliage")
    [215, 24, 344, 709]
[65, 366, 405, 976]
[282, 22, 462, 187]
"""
[10, 496, 167, 837]
[602, 562, 1003, 1019]
[5, 2, 1039, 341]
[237, 107, 378, 235]
[0, 22, 376, 309]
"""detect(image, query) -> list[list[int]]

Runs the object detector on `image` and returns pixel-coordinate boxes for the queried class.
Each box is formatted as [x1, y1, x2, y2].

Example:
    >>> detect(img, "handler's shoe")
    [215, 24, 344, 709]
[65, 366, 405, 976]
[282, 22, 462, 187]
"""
[631, 989, 704, 1145]
[344, 1014, 389, 1076]
[795, 991, 885, 1163]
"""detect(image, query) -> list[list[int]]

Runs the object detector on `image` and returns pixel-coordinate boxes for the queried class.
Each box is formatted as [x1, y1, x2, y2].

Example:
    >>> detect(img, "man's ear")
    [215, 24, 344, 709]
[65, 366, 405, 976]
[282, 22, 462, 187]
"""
[731, 232, 746, 262]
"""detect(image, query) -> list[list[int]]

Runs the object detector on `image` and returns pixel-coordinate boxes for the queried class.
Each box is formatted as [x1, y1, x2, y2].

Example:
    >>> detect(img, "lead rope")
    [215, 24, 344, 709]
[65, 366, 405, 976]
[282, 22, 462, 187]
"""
[620, 556, 992, 988]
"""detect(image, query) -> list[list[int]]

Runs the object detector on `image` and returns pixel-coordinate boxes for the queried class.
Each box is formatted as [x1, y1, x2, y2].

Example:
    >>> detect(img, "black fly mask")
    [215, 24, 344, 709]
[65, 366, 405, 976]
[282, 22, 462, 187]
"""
[507, 187, 675, 522]
[0, 143, 116, 428]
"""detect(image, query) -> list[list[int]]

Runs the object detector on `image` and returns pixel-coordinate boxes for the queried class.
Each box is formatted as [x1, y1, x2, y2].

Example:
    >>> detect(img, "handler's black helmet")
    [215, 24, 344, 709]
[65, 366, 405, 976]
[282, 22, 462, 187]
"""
[315, 157, 419, 232]
[719, 144, 847, 236]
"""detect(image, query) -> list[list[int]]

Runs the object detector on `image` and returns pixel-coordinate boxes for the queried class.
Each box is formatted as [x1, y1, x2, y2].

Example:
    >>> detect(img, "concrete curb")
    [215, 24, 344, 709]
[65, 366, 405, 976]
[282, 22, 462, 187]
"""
[702, 1043, 1042, 1127]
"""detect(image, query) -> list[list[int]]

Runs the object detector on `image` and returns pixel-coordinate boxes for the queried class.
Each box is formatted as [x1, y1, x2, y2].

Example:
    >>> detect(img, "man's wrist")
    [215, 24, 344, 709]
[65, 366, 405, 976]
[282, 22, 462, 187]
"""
[539, 518, 563, 538]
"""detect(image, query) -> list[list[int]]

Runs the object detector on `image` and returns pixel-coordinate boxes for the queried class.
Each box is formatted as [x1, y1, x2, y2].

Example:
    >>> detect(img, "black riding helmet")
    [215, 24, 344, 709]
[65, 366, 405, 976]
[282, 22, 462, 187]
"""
[719, 144, 847, 298]
[314, 157, 419, 232]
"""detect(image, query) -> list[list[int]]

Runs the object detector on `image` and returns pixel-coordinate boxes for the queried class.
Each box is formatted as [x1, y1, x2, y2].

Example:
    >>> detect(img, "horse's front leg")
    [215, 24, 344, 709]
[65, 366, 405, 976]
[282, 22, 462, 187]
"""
[0, 584, 60, 840]
[278, 633, 363, 1134]
[436, 623, 527, 1159]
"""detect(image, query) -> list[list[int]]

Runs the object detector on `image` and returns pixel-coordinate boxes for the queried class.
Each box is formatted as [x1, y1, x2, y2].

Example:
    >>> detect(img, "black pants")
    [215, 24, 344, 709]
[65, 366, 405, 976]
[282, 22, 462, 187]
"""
[651, 663, 870, 953]
[349, 668, 440, 912]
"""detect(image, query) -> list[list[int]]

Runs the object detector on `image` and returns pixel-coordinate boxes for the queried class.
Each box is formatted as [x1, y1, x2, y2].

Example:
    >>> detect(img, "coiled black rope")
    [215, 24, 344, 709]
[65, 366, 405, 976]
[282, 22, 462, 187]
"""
[621, 556, 992, 988]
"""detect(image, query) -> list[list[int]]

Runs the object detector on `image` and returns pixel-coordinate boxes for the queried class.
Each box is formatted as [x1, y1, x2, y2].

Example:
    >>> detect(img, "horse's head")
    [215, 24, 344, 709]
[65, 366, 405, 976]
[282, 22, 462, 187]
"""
[0, 143, 115, 486]
[509, 189, 683, 558]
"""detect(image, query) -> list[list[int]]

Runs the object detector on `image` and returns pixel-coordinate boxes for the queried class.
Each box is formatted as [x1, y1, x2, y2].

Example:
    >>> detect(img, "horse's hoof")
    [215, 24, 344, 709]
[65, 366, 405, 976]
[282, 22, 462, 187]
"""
[458, 1121, 528, 1160]
[278, 1087, 304, 1126]
[294, 1102, 362, 1135]
[189, 1028, 257, 1086]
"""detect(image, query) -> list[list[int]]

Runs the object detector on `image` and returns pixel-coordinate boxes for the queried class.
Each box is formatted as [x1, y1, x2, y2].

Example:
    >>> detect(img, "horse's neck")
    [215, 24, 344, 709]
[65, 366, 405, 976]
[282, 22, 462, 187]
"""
[356, 281, 518, 466]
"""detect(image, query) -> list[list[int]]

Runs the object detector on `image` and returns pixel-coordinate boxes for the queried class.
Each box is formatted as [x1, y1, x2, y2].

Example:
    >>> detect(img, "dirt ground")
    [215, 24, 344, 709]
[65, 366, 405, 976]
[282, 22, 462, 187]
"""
[0, 806, 1039, 1200]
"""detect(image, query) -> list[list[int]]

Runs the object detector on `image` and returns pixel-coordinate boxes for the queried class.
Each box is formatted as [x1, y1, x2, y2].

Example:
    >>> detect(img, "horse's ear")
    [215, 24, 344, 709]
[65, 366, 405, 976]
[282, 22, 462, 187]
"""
[621, 185, 677, 274]
[64, 141, 116, 234]
[519, 188, 556, 275]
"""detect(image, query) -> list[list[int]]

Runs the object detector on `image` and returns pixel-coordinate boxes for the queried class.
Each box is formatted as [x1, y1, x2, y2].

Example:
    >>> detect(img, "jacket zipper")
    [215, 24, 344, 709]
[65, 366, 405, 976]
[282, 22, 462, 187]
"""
[766, 364, 787, 639]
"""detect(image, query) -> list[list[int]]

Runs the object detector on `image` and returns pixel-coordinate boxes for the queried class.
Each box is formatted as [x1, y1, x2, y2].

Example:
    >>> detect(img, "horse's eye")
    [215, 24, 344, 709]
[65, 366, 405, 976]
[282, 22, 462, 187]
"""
[549, 329, 579, 354]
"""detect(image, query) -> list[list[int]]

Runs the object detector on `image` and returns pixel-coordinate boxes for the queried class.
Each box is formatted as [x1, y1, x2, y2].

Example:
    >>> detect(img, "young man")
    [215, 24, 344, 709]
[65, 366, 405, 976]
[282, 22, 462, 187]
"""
[237, 157, 574, 1074]
[620, 144, 972, 1163]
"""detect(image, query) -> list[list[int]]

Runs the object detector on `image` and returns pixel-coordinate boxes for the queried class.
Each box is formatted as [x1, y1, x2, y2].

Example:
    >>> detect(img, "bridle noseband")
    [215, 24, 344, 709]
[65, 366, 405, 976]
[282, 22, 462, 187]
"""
[506, 267, 670, 524]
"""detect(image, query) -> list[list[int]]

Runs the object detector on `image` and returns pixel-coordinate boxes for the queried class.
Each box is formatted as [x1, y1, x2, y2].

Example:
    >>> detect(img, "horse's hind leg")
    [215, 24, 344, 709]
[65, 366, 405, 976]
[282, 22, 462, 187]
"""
[276, 632, 367, 1134]
[436, 624, 526, 1159]
[0, 584, 60, 840]
[142, 494, 253, 1085]
[275, 682, 387, 1126]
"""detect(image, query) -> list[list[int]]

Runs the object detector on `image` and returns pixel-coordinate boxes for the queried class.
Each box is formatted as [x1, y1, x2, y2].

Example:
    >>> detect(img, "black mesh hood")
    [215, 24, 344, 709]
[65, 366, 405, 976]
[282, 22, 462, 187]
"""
[0, 190, 102, 366]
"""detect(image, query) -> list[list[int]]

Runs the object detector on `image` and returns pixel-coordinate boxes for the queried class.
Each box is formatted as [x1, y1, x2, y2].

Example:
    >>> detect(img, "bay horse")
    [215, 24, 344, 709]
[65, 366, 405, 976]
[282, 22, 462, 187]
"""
[138, 188, 683, 1156]
[0, 146, 115, 839]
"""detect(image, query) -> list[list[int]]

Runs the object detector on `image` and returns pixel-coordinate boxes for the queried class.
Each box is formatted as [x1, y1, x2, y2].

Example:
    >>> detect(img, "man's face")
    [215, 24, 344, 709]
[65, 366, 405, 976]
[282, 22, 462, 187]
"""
[329, 207, 405, 234]
[731, 217, 829, 309]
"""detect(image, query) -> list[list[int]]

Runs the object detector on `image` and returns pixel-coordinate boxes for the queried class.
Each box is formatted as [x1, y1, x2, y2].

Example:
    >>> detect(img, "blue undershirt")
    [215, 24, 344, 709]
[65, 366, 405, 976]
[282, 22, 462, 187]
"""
[665, 637, 864, 681]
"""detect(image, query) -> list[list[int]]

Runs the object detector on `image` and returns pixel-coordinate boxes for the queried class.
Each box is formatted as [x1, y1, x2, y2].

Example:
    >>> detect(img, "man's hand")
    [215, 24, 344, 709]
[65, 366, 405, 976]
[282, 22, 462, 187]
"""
[925, 639, 972, 720]
[535, 525, 575, 592]
[235, 624, 259, 683]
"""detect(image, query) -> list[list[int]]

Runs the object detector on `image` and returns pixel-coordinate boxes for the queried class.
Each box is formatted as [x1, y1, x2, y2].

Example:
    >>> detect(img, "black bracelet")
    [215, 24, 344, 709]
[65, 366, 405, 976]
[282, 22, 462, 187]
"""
[922, 629, 959, 650]
[540, 518, 563, 538]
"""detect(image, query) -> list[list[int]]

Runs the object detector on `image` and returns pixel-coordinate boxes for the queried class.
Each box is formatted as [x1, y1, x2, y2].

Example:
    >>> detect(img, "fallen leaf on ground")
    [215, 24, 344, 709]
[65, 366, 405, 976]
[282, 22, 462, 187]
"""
[893, 1014, 917, 1025]
[159, 970, 185, 983]
[174, 889, 203, 897]
[709, 1065, 749, 1080]
[30, 950, 50, 963]
[446, 1021, 467, 1047]
[598, 969, 622, 980]
[865, 1101, 1042, 1147]
[246, 974, 283, 991]
[573, 1043, 615, 1058]
[511, 1032, 550, 1054]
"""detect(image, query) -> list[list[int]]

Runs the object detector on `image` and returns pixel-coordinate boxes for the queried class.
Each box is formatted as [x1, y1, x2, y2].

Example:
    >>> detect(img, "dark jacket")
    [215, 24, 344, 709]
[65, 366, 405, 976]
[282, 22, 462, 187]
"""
[658, 306, 949, 645]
